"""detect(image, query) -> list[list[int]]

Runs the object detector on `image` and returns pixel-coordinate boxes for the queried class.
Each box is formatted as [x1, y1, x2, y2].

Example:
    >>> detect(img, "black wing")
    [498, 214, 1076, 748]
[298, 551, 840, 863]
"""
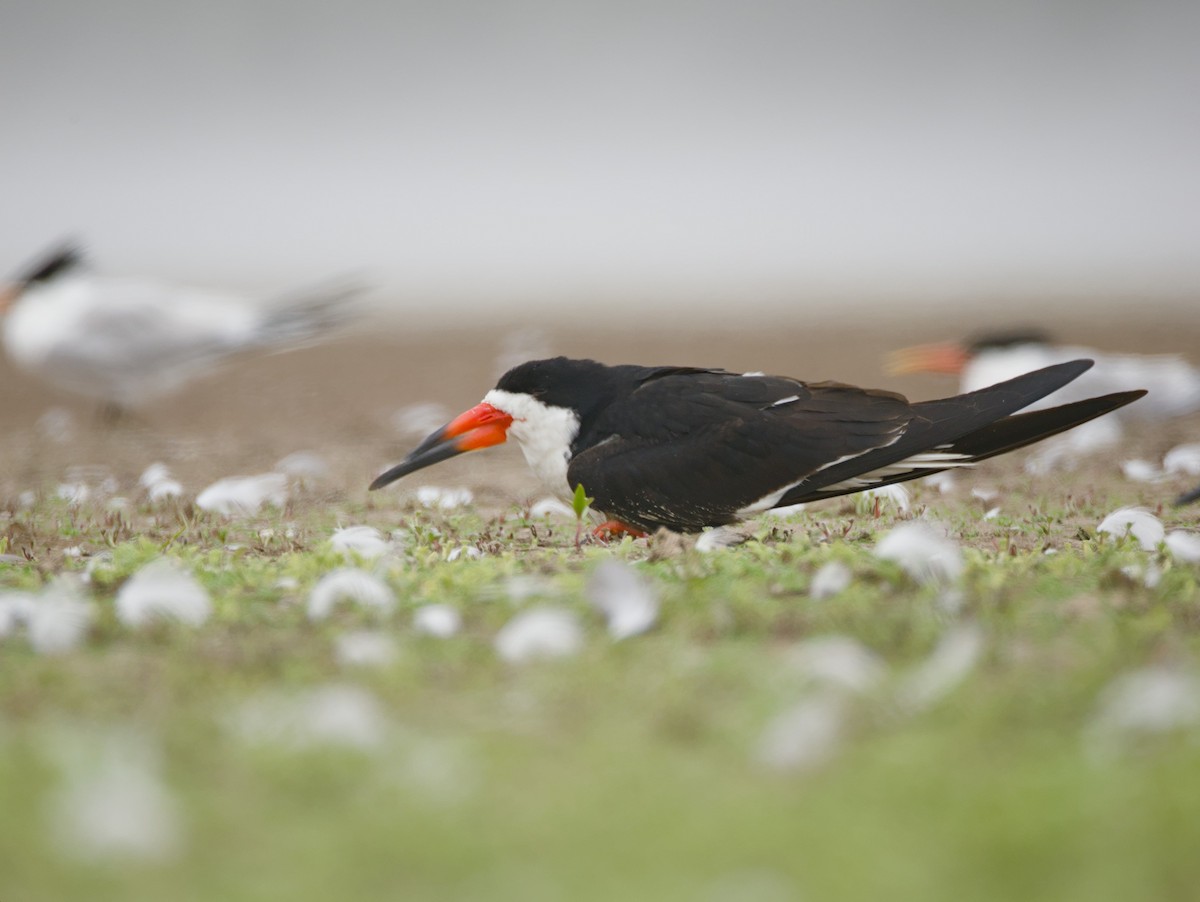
[568, 370, 917, 532]
[570, 359, 1143, 532]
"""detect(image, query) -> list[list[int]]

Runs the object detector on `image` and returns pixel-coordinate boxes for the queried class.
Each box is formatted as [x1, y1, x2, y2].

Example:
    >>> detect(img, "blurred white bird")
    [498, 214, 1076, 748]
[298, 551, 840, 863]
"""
[887, 329, 1200, 472]
[1, 243, 363, 412]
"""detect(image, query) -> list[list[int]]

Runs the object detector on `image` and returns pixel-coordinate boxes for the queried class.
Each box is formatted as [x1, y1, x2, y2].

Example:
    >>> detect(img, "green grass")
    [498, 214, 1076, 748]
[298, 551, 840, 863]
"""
[2, 483, 1200, 902]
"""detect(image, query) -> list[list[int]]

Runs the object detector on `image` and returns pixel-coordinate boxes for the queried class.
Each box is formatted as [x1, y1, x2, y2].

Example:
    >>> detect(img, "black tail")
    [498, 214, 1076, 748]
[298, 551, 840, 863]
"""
[1177, 484, 1200, 507]
[15, 241, 84, 286]
[780, 360, 1145, 506]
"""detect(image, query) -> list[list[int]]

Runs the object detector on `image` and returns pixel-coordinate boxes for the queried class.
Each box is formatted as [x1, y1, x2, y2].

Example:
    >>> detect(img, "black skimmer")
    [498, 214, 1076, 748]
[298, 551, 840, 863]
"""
[888, 330, 1200, 472]
[1178, 485, 1200, 506]
[369, 356, 1145, 534]
[888, 329, 1200, 422]
[1, 243, 362, 411]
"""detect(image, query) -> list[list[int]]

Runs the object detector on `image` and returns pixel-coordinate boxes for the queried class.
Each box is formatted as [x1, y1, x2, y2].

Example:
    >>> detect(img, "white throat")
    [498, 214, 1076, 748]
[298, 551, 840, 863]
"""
[483, 389, 581, 499]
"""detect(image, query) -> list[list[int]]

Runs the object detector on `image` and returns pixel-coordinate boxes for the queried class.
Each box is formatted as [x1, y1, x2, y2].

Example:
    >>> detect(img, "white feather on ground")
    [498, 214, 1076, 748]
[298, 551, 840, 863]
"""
[413, 604, 462, 638]
[809, 561, 852, 600]
[24, 580, 94, 655]
[1087, 667, 1200, 754]
[228, 684, 387, 750]
[783, 636, 886, 693]
[896, 625, 985, 712]
[37, 407, 75, 444]
[585, 561, 659, 640]
[307, 569, 395, 621]
[755, 693, 848, 772]
[862, 484, 911, 513]
[45, 731, 183, 863]
[139, 462, 183, 501]
[416, 486, 474, 510]
[329, 526, 392, 561]
[334, 631, 399, 668]
[874, 522, 964, 584]
[1165, 530, 1200, 563]
[1164, 443, 1200, 476]
[392, 402, 452, 436]
[494, 607, 584, 662]
[922, 471, 957, 494]
[1121, 459, 1165, 483]
[274, 450, 330, 486]
[695, 526, 752, 552]
[761, 501, 808, 519]
[196, 473, 289, 516]
[115, 560, 212, 627]
[1097, 507, 1164, 551]
[1119, 561, 1161, 589]
[0, 591, 36, 638]
[529, 497, 576, 519]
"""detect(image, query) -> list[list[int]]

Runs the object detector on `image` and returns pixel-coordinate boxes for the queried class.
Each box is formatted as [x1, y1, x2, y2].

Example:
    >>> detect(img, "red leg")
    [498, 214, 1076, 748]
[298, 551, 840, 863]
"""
[592, 520, 649, 540]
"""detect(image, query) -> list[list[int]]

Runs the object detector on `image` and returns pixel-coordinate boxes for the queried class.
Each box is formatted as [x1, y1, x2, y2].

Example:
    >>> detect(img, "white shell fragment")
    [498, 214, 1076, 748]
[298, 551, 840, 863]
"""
[1097, 507, 1164, 551]
[494, 606, 584, 662]
[307, 569, 395, 621]
[196, 473, 288, 516]
[809, 561, 852, 600]
[413, 604, 462, 638]
[874, 522, 964, 584]
[586, 561, 659, 640]
[330, 525, 391, 560]
[115, 560, 212, 627]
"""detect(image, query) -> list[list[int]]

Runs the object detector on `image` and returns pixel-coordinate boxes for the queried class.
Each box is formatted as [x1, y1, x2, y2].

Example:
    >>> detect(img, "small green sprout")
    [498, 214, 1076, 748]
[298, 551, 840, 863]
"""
[572, 483, 594, 549]
[572, 483, 594, 519]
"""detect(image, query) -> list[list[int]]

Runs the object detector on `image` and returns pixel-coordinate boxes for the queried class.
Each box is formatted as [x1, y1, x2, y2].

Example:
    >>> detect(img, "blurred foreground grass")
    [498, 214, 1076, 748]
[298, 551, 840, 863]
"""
[2, 480, 1200, 902]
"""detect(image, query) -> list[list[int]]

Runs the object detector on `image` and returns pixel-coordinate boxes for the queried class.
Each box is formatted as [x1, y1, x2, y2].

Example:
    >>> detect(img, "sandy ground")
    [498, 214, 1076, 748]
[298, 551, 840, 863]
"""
[3, 309, 1200, 507]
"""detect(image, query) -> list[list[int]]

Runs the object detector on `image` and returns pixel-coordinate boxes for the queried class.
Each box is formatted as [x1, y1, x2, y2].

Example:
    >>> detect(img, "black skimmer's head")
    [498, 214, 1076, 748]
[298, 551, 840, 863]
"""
[371, 355, 1146, 535]
[886, 328, 1054, 377]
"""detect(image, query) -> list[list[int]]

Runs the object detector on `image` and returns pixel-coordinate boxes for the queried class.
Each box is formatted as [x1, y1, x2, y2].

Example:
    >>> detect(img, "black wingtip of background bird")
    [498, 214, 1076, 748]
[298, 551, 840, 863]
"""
[15, 240, 85, 286]
[1175, 484, 1200, 507]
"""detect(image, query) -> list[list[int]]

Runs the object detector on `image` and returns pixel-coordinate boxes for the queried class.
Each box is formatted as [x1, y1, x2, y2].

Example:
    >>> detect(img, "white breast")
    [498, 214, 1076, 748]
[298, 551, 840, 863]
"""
[483, 389, 580, 499]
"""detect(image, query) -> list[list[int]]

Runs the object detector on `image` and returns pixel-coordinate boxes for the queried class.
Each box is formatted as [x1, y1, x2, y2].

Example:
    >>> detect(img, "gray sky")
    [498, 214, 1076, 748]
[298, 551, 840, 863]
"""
[3, 0, 1198, 319]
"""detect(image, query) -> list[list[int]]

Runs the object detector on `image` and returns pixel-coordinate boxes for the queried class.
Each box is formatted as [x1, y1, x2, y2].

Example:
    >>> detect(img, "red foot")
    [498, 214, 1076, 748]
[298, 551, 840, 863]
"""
[592, 520, 649, 540]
